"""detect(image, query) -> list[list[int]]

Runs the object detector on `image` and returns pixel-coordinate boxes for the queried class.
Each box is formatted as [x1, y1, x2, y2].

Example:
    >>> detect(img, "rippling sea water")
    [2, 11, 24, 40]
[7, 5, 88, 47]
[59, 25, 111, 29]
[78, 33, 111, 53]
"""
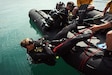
[0, 0, 108, 75]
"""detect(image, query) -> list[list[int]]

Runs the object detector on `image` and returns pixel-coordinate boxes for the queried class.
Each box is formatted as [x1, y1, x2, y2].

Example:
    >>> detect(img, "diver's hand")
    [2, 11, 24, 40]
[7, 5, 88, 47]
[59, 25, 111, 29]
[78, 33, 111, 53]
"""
[90, 25, 101, 33]
[100, 12, 104, 17]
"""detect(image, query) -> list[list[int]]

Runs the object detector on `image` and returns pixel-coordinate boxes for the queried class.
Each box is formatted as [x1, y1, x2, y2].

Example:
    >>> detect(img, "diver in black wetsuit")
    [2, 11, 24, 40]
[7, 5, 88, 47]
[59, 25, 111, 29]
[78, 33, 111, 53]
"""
[49, 1, 75, 28]
[20, 38, 56, 66]
[50, 4, 93, 40]
[58, 1, 75, 26]
[20, 32, 91, 65]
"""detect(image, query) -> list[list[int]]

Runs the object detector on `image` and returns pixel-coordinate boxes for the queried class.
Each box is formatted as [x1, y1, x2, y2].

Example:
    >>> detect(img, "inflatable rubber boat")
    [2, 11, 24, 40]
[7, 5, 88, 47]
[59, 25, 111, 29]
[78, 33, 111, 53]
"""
[29, 8, 112, 75]
[29, 9, 71, 40]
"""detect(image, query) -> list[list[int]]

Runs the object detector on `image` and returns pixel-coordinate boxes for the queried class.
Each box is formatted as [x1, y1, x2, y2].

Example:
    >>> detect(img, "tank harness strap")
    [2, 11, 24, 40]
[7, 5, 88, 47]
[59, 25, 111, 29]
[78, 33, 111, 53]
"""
[53, 43, 64, 52]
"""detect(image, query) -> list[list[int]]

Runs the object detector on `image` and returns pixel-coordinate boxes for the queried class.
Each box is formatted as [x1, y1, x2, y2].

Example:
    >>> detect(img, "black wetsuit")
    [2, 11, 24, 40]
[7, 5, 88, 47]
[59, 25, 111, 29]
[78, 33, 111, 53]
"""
[27, 32, 91, 66]
[53, 33, 91, 56]
[53, 20, 77, 39]
[49, 8, 69, 29]
[58, 8, 69, 26]
[27, 41, 56, 66]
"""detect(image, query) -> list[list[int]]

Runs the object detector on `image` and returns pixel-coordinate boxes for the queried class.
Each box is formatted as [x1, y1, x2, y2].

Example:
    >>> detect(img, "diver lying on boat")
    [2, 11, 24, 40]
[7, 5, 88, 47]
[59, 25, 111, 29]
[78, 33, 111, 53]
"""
[20, 31, 92, 65]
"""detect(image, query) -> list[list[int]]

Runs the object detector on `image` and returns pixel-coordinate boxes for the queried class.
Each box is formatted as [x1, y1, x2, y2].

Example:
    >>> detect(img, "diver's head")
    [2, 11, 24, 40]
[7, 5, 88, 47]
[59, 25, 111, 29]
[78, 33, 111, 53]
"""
[20, 38, 34, 48]
[66, 1, 74, 10]
[56, 1, 65, 11]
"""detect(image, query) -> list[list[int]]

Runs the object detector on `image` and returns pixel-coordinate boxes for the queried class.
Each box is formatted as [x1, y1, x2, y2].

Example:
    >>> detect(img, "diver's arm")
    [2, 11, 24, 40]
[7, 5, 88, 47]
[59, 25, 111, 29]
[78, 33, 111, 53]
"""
[103, 1, 111, 15]
[90, 22, 112, 32]
[54, 33, 91, 55]
[50, 38, 66, 45]
[98, 22, 112, 29]
[103, 5, 109, 15]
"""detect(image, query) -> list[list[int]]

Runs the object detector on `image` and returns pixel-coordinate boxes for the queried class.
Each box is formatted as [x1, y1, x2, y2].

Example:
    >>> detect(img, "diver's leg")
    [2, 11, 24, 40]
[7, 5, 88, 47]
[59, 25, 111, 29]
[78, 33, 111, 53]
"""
[106, 30, 112, 50]
[87, 5, 94, 11]
[56, 33, 91, 55]
[54, 22, 77, 39]
[72, 6, 79, 17]
[104, 30, 112, 57]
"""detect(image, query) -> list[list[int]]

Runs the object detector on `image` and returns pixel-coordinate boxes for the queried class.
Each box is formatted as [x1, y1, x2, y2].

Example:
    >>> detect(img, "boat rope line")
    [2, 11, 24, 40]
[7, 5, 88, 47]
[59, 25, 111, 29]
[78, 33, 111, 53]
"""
[79, 46, 102, 70]
[79, 35, 93, 70]
[78, 34, 103, 70]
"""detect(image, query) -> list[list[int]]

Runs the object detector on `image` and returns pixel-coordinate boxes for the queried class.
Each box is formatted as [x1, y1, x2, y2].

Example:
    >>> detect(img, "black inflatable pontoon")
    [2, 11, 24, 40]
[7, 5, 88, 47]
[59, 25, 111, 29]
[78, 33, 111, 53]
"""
[29, 8, 112, 75]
